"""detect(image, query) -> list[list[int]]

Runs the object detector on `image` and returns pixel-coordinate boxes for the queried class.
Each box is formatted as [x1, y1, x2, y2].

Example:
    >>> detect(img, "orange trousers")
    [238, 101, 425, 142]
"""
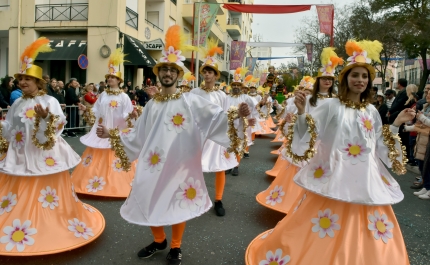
[215, 171, 225, 201]
[150, 222, 186, 248]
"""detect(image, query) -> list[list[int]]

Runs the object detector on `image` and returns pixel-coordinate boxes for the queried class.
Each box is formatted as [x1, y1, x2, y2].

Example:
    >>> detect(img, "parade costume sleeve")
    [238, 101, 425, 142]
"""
[34, 96, 66, 143]
[122, 93, 135, 120]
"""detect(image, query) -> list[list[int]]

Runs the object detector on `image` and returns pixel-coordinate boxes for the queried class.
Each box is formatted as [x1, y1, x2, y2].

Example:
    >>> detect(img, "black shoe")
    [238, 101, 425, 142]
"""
[67, 132, 78, 138]
[232, 167, 239, 176]
[244, 153, 250, 158]
[137, 239, 167, 259]
[166, 248, 182, 265]
[410, 183, 423, 189]
[225, 169, 232, 174]
[214, 200, 225, 216]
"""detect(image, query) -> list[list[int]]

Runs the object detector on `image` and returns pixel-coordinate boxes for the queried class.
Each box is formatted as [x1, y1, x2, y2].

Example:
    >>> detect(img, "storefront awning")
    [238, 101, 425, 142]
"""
[124, 35, 156, 67]
[37, 39, 87, 60]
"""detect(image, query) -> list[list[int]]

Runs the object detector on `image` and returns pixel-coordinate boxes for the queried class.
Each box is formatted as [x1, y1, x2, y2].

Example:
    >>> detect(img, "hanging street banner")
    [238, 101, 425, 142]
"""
[297, 56, 304, 69]
[230, 41, 247, 70]
[305, 43, 313, 62]
[245, 57, 258, 73]
[193, 3, 219, 46]
[316, 5, 334, 46]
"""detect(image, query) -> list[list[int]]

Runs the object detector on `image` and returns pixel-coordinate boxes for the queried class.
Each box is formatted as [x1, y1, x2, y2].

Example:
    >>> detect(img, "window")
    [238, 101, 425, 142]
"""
[147, 11, 159, 27]
[170, 0, 177, 5]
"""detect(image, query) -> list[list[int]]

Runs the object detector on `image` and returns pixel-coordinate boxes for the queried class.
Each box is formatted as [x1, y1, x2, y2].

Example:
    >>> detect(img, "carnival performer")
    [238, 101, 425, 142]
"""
[248, 78, 262, 142]
[96, 25, 254, 265]
[179, 72, 195, 93]
[0, 37, 105, 256]
[226, 68, 258, 173]
[71, 48, 138, 198]
[190, 38, 238, 217]
[257, 48, 343, 215]
[255, 85, 275, 135]
[246, 40, 412, 265]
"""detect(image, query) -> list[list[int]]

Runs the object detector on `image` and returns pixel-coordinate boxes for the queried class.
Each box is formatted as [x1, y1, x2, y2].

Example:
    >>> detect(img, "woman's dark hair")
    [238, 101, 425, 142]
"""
[1, 76, 13, 89]
[309, 77, 335, 107]
[338, 68, 373, 103]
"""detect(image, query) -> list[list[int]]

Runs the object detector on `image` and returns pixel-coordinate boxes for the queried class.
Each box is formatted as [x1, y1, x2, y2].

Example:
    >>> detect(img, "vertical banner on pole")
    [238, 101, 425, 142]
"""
[297, 56, 304, 69]
[316, 5, 334, 46]
[305, 43, 313, 62]
[193, 3, 219, 46]
[245, 57, 258, 74]
[230, 41, 247, 69]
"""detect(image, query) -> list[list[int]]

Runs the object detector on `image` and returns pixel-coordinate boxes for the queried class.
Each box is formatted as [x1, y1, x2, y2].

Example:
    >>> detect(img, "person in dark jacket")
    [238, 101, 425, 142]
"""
[136, 85, 150, 107]
[64, 78, 81, 137]
[375, 92, 389, 124]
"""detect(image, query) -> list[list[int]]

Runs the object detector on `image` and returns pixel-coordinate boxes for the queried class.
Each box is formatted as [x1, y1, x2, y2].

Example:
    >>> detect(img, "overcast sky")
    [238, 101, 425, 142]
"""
[251, 0, 357, 67]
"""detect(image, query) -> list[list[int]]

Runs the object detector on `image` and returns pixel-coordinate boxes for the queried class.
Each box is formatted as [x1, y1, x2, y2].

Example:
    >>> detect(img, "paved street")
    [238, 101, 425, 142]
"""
[1, 127, 429, 265]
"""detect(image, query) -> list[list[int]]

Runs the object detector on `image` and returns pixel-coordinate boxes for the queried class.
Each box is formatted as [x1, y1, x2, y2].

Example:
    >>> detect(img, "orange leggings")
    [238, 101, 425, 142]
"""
[215, 171, 225, 201]
[246, 146, 250, 152]
[236, 154, 241, 164]
[252, 132, 256, 141]
[150, 222, 186, 248]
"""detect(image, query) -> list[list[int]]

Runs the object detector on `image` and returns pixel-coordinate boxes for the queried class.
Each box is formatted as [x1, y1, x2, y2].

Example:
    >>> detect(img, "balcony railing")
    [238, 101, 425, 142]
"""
[145, 19, 163, 32]
[227, 18, 241, 28]
[126, 7, 138, 30]
[35, 4, 88, 22]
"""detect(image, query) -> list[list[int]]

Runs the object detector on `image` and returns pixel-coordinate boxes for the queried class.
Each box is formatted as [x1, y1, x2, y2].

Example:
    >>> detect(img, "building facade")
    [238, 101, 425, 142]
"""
[0, 0, 252, 86]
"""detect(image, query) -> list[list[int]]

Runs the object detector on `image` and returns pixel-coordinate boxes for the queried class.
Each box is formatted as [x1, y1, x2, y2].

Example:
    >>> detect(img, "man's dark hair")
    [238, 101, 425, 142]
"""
[372, 86, 378, 92]
[202, 66, 218, 76]
[384, 89, 395, 95]
[398, 78, 407, 88]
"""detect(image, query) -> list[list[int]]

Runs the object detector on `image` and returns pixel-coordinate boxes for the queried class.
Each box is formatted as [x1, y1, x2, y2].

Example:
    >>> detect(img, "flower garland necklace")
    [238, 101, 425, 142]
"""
[201, 86, 216, 93]
[22, 90, 46, 99]
[338, 96, 369, 111]
[152, 91, 183, 102]
[105, 88, 122, 96]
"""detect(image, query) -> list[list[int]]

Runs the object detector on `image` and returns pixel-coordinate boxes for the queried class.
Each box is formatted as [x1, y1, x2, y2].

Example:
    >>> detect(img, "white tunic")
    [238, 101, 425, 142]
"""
[190, 87, 238, 172]
[291, 98, 404, 205]
[119, 93, 237, 226]
[80, 90, 134, 149]
[0, 95, 80, 176]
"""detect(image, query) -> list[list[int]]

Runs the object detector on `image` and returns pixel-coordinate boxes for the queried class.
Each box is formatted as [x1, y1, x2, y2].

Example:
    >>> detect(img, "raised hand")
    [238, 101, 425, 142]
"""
[78, 103, 86, 111]
[146, 86, 159, 97]
[96, 124, 110, 138]
[393, 108, 416, 127]
[238, 102, 251, 117]
[34, 104, 49, 119]
[294, 91, 306, 115]
[248, 118, 256, 126]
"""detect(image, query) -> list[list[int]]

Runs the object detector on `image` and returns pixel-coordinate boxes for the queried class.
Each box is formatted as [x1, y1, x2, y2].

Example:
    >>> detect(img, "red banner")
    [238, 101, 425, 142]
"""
[305, 43, 313, 62]
[222, 4, 311, 14]
[316, 5, 334, 46]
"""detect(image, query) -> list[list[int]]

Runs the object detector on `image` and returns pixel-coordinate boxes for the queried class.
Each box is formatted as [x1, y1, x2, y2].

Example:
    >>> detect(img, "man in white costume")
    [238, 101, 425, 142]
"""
[97, 25, 254, 265]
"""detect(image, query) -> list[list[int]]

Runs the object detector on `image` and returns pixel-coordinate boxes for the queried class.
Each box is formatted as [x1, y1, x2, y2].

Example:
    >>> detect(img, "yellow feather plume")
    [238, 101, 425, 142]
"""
[240, 67, 249, 78]
[252, 77, 260, 84]
[108, 48, 127, 67]
[20, 37, 53, 61]
[165, 25, 197, 52]
[257, 85, 265, 93]
[320, 47, 343, 68]
[203, 38, 224, 57]
[226, 85, 231, 93]
[244, 75, 253, 82]
[183, 72, 196, 82]
[359, 40, 383, 63]
[220, 82, 226, 87]
[345, 40, 363, 56]
[235, 68, 242, 75]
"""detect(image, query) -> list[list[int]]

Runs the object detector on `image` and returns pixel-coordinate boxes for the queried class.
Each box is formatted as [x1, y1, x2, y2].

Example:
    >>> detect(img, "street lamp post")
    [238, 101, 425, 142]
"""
[390, 77, 394, 89]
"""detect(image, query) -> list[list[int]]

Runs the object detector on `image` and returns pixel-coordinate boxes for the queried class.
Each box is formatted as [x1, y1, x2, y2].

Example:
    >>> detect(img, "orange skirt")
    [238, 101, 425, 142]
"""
[265, 155, 292, 178]
[256, 121, 275, 135]
[271, 130, 285, 143]
[266, 116, 277, 128]
[246, 191, 410, 265]
[270, 144, 285, 155]
[71, 147, 136, 198]
[276, 118, 283, 126]
[258, 163, 302, 213]
[0, 171, 105, 256]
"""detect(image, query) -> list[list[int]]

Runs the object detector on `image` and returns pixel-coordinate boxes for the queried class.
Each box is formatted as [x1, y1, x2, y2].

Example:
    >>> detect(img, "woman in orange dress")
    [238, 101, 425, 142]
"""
[0, 38, 104, 256]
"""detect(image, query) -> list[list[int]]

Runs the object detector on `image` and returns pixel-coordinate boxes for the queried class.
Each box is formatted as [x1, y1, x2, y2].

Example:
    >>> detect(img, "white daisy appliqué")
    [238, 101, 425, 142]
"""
[82, 154, 93, 167]
[109, 100, 120, 109]
[10, 126, 26, 150]
[112, 158, 123, 172]
[176, 177, 205, 211]
[265, 185, 285, 206]
[144, 147, 166, 173]
[307, 161, 332, 186]
[19, 56, 33, 74]
[19, 106, 37, 124]
[340, 136, 370, 164]
[347, 50, 371, 64]
[68, 218, 94, 240]
[55, 119, 67, 133]
[357, 112, 374, 138]
[38, 186, 59, 210]
[259, 249, 291, 265]
[40, 152, 61, 171]
[0, 219, 37, 252]
[368, 210, 394, 244]
[0, 192, 17, 215]
[165, 110, 189, 133]
[160, 46, 186, 66]
[86, 176, 106, 193]
[120, 128, 134, 136]
[311, 208, 341, 238]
